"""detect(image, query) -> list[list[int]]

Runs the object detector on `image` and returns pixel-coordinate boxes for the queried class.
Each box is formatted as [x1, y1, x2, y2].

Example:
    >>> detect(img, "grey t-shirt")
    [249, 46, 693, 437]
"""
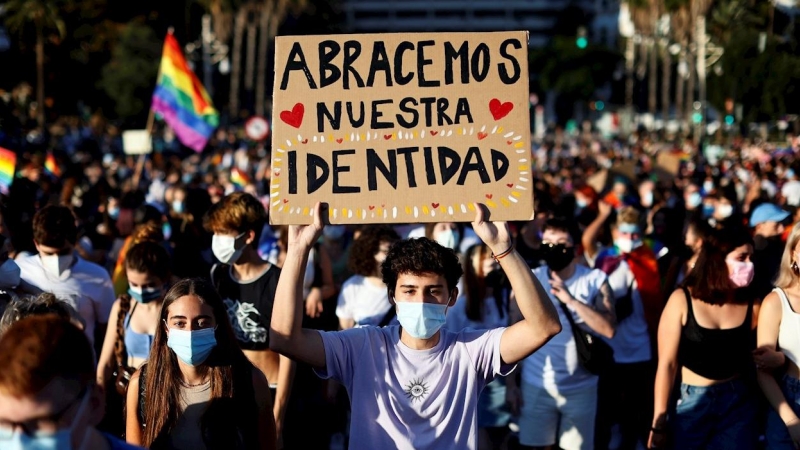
[315, 325, 514, 449]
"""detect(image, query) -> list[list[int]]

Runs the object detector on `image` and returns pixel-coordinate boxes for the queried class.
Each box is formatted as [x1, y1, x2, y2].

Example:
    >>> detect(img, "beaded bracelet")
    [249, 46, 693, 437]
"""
[491, 243, 514, 262]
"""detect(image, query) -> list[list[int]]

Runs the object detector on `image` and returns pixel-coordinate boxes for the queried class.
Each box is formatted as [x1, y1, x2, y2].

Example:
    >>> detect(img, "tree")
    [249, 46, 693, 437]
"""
[97, 22, 161, 124]
[4, 0, 69, 128]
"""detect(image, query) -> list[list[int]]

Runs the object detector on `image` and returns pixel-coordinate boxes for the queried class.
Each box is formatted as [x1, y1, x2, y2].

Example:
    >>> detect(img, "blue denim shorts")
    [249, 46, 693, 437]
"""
[478, 377, 511, 428]
[765, 374, 800, 449]
[670, 378, 758, 450]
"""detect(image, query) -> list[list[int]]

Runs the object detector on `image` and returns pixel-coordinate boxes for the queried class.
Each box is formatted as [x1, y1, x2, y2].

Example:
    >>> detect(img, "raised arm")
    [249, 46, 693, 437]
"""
[551, 277, 616, 339]
[269, 203, 327, 369]
[470, 203, 561, 365]
[581, 201, 612, 261]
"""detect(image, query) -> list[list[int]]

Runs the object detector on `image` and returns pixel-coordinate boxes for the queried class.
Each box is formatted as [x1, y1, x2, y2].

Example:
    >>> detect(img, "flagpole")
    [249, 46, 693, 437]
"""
[136, 27, 174, 189]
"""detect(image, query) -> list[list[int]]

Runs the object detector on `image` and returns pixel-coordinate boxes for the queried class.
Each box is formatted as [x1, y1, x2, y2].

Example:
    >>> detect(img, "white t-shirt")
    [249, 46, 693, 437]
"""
[16, 253, 115, 345]
[601, 260, 652, 363]
[783, 180, 800, 206]
[315, 325, 513, 449]
[522, 264, 607, 391]
[336, 275, 393, 326]
[445, 293, 507, 332]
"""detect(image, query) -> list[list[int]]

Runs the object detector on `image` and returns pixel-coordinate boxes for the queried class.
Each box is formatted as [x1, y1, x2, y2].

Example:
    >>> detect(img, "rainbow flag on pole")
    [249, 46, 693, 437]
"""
[44, 152, 61, 178]
[0, 147, 17, 195]
[231, 167, 251, 189]
[151, 30, 219, 152]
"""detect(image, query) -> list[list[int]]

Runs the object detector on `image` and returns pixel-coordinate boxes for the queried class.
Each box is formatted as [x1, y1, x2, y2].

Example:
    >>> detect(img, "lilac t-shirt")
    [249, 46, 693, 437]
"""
[315, 325, 514, 449]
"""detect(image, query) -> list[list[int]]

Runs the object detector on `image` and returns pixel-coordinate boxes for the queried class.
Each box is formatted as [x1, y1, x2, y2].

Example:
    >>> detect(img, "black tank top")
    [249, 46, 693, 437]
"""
[678, 287, 755, 380]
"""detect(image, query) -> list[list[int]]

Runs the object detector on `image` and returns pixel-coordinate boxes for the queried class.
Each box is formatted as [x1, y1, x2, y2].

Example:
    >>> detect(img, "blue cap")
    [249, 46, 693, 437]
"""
[750, 203, 790, 227]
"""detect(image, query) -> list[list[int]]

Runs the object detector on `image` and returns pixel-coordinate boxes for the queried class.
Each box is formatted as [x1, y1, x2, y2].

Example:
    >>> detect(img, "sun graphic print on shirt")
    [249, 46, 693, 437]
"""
[404, 378, 430, 403]
[223, 298, 267, 343]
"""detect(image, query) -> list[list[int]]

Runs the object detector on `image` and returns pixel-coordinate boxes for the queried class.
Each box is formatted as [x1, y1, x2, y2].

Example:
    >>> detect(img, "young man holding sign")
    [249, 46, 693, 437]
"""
[270, 203, 561, 449]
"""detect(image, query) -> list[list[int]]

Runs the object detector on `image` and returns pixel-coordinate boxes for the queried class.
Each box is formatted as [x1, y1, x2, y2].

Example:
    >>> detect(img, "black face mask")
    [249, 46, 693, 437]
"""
[541, 243, 575, 272]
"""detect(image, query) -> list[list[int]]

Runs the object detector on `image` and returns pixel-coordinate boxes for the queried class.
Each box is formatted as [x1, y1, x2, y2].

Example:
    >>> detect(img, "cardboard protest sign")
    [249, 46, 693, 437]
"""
[122, 130, 153, 155]
[270, 32, 533, 224]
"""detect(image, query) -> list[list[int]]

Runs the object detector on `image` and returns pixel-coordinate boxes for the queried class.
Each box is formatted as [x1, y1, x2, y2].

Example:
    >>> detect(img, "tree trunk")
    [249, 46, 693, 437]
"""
[245, 7, 257, 92]
[35, 24, 45, 129]
[255, 1, 273, 117]
[229, 7, 247, 115]
[675, 45, 685, 127]
[685, 50, 695, 133]
[648, 7, 658, 116]
[661, 43, 671, 125]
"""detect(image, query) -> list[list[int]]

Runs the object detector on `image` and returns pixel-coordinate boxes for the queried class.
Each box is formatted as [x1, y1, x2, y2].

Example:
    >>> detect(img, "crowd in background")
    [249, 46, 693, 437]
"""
[5, 85, 800, 449]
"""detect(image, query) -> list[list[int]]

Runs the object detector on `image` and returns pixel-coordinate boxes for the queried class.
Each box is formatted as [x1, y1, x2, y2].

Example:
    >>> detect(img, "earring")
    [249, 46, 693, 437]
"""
[792, 261, 799, 275]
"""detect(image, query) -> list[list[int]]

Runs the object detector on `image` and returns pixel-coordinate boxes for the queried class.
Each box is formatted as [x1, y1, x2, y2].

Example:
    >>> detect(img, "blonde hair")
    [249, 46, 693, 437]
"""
[775, 222, 800, 289]
[616, 206, 640, 227]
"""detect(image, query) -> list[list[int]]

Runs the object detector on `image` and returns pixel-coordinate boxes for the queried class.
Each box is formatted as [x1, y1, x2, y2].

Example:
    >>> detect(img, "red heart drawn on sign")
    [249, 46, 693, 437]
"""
[335, 138, 343, 144]
[301, 138, 308, 144]
[384, 134, 393, 140]
[506, 183, 514, 188]
[485, 194, 493, 199]
[280, 103, 304, 128]
[506, 140, 513, 145]
[430, 131, 438, 136]
[432, 203, 440, 208]
[489, 98, 514, 121]
[283, 198, 289, 203]
[477, 132, 488, 140]
[369, 205, 375, 210]
[273, 170, 280, 177]
[381, 204, 385, 208]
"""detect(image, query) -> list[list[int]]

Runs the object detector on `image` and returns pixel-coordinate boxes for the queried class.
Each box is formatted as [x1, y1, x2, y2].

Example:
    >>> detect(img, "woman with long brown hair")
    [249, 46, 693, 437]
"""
[125, 278, 276, 449]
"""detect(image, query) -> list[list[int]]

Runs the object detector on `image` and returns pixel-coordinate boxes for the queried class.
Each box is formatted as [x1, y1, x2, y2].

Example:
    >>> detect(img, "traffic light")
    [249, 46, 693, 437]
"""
[576, 27, 588, 49]
[725, 115, 734, 126]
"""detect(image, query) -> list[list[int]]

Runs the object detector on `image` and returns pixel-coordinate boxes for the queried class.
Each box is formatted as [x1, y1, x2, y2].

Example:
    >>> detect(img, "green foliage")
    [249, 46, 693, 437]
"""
[4, 0, 69, 38]
[97, 22, 161, 121]
[707, 1, 800, 123]
[530, 37, 622, 101]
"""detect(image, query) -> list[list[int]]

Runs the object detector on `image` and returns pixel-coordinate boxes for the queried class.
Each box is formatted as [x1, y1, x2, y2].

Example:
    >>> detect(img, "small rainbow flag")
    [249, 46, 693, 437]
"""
[231, 167, 250, 189]
[151, 30, 219, 152]
[44, 152, 61, 177]
[0, 147, 17, 195]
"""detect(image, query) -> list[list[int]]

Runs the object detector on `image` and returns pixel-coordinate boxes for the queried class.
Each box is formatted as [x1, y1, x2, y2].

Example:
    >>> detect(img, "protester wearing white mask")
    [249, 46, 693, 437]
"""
[15, 205, 115, 348]
[204, 192, 293, 442]
[0, 315, 142, 450]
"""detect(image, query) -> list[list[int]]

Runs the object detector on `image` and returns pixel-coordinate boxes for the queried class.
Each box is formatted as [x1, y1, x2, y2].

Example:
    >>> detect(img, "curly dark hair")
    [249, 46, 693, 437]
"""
[381, 237, 463, 296]
[347, 226, 400, 276]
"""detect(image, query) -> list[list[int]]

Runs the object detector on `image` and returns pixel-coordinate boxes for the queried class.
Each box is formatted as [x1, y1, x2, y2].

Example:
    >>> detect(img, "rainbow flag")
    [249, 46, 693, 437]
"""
[0, 147, 16, 195]
[231, 167, 250, 189]
[44, 152, 61, 177]
[151, 31, 219, 152]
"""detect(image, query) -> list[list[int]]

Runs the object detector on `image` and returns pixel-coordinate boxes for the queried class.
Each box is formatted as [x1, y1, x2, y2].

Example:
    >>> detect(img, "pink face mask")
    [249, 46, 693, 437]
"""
[727, 259, 755, 288]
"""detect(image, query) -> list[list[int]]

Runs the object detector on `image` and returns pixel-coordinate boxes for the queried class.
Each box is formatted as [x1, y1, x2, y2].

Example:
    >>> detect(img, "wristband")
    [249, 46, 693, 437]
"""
[492, 242, 514, 262]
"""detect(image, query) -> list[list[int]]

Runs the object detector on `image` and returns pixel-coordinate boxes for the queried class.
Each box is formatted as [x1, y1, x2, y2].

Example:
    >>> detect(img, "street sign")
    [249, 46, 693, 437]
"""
[245, 116, 270, 141]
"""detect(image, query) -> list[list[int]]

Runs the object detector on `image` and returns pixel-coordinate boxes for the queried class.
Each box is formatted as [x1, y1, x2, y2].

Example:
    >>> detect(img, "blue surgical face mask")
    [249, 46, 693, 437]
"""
[434, 229, 460, 251]
[172, 200, 184, 214]
[162, 222, 172, 241]
[687, 192, 702, 209]
[108, 205, 120, 220]
[702, 203, 716, 218]
[2, 389, 91, 450]
[167, 327, 217, 366]
[396, 301, 448, 340]
[128, 284, 162, 304]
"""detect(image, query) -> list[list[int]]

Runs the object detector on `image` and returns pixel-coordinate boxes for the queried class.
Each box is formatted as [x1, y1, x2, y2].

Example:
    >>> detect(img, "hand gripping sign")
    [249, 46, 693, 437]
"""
[270, 31, 534, 225]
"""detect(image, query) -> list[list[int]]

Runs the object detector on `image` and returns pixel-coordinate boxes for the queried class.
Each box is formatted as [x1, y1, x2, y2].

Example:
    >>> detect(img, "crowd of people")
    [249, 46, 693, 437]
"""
[3, 104, 800, 450]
